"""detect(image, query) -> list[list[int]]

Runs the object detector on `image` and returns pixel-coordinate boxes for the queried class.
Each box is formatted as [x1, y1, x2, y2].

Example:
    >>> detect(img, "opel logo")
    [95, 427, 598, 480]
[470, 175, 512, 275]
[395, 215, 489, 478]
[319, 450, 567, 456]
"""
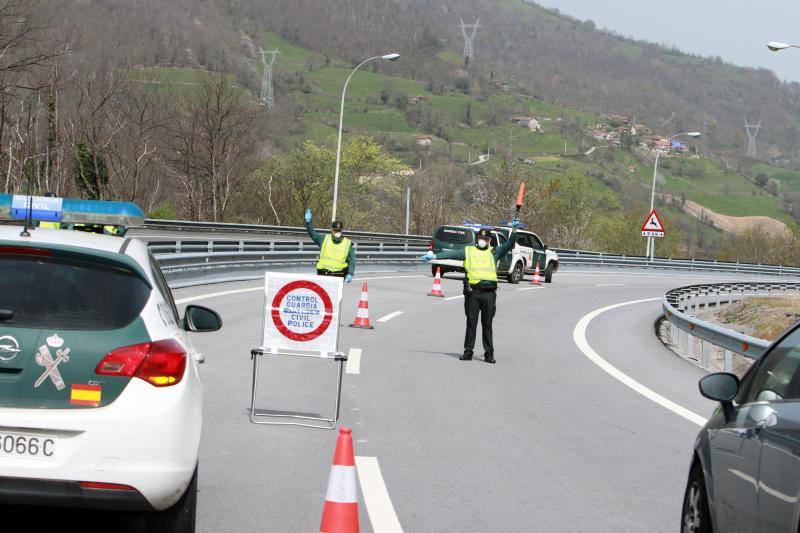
[0, 335, 21, 362]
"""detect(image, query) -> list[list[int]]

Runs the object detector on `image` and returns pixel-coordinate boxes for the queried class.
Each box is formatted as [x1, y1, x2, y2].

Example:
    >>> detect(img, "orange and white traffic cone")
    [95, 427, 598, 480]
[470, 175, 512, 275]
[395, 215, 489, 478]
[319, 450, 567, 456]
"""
[349, 282, 374, 329]
[531, 261, 542, 285]
[428, 267, 445, 297]
[320, 427, 359, 533]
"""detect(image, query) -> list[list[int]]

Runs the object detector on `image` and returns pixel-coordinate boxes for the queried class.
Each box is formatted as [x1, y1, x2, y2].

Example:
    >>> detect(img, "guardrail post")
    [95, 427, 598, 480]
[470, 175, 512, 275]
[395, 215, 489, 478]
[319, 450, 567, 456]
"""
[701, 340, 710, 369]
[298, 241, 303, 252]
[724, 350, 733, 373]
[207, 241, 213, 254]
[269, 241, 275, 252]
[176, 241, 182, 254]
[379, 242, 384, 252]
[239, 240, 244, 253]
[683, 330, 691, 357]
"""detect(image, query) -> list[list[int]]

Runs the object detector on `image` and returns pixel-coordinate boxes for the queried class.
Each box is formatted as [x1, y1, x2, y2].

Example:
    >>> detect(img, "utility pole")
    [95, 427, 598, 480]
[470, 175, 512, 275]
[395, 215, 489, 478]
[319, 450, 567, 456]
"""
[744, 120, 761, 158]
[258, 48, 281, 108]
[459, 17, 480, 66]
[405, 187, 411, 234]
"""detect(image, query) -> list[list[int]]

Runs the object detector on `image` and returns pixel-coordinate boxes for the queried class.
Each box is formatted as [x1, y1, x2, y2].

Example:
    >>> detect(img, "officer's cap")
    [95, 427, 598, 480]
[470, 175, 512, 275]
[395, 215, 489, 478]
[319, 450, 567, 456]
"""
[331, 220, 344, 231]
[476, 228, 492, 239]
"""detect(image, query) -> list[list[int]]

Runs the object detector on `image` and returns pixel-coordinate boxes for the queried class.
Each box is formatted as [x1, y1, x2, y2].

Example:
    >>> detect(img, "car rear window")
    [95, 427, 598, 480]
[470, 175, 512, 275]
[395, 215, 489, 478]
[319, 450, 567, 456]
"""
[0, 253, 150, 330]
[435, 227, 474, 244]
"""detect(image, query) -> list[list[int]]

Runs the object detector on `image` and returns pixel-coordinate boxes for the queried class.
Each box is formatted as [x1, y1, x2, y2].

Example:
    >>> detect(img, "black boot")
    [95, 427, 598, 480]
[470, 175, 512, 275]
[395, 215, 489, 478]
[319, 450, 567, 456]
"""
[460, 350, 473, 361]
[484, 351, 495, 364]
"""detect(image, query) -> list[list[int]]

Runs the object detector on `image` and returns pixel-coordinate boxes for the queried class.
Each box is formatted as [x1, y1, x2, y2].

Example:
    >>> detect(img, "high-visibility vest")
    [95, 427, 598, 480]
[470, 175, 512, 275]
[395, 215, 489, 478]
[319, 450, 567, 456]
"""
[317, 235, 351, 272]
[39, 221, 60, 229]
[103, 225, 119, 236]
[464, 246, 498, 285]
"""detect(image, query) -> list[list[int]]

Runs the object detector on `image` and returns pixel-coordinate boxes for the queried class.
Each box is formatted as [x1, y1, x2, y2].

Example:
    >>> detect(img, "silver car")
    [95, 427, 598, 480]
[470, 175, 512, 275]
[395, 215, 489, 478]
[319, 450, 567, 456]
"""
[682, 323, 800, 532]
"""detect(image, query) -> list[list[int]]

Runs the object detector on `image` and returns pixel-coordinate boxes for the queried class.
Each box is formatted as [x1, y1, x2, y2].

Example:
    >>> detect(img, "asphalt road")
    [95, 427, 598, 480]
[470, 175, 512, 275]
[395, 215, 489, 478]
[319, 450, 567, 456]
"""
[176, 266, 789, 533]
[7, 266, 792, 532]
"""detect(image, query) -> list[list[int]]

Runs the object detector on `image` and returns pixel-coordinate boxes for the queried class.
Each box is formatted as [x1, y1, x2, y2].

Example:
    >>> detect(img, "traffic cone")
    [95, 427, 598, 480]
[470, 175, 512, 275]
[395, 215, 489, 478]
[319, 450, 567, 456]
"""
[320, 427, 359, 533]
[428, 267, 445, 297]
[531, 261, 542, 285]
[349, 283, 374, 329]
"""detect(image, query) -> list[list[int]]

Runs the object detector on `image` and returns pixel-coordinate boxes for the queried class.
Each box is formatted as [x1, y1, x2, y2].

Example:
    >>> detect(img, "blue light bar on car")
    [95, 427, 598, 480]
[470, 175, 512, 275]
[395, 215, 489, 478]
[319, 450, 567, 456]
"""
[0, 194, 145, 226]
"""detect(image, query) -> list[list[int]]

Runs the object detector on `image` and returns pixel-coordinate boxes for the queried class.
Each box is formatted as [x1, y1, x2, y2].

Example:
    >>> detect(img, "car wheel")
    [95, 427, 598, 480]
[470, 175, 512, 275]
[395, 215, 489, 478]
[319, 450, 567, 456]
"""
[545, 262, 554, 283]
[681, 462, 711, 533]
[147, 466, 197, 533]
[507, 262, 523, 284]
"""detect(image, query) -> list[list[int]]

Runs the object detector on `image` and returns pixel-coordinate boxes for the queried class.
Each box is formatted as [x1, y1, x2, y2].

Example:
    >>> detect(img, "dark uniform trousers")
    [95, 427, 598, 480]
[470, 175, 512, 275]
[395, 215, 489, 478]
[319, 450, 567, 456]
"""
[464, 288, 496, 352]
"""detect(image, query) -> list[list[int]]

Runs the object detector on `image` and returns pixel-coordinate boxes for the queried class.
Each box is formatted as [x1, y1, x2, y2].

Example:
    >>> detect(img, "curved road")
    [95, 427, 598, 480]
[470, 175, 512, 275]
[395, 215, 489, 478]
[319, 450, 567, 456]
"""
[176, 267, 786, 532]
[4, 267, 788, 531]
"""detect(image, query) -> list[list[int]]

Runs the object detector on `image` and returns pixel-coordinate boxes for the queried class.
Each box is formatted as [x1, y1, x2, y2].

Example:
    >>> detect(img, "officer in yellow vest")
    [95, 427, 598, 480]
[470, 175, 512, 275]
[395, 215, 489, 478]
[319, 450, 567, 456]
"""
[38, 192, 60, 229]
[420, 223, 518, 363]
[305, 208, 355, 282]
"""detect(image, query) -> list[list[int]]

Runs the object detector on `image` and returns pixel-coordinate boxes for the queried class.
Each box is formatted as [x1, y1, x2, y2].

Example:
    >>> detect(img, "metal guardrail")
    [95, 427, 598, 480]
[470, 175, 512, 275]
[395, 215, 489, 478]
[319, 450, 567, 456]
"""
[662, 282, 800, 369]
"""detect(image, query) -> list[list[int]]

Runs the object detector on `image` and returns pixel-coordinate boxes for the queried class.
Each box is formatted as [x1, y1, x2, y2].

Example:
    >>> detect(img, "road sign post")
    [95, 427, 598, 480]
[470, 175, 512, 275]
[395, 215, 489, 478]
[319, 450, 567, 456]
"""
[250, 272, 346, 429]
[641, 209, 665, 261]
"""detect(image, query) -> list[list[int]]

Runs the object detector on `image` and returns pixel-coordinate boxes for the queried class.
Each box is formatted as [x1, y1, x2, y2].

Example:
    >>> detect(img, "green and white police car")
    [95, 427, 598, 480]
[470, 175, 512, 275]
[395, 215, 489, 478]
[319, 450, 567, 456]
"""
[0, 194, 221, 532]
[429, 222, 559, 284]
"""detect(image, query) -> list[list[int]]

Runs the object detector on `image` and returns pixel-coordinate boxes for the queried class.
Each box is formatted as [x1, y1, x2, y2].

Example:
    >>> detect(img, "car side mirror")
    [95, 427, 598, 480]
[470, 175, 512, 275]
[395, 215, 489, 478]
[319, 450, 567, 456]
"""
[699, 373, 739, 403]
[183, 305, 222, 333]
[544, 245, 549, 251]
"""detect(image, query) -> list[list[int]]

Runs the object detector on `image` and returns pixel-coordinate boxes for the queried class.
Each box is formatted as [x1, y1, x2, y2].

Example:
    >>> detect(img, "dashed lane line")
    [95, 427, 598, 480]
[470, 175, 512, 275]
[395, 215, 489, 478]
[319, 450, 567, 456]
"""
[595, 283, 625, 287]
[346, 348, 362, 375]
[377, 311, 404, 323]
[444, 295, 464, 301]
[516, 287, 544, 291]
[175, 287, 262, 305]
[355, 456, 403, 533]
[572, 297, 708, 427]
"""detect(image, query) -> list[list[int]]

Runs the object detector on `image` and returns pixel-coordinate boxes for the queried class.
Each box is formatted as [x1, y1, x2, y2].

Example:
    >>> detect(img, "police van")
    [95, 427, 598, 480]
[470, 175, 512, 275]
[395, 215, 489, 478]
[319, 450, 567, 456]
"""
[429, 222, 559, 283]
[0, 194, 220, 532]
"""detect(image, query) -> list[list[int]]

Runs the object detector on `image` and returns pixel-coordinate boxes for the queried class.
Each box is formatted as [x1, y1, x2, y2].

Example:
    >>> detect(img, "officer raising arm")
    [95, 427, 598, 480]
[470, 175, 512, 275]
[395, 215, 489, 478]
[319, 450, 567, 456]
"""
[305, 208, 355, 282]
[419, 222, 519, 364]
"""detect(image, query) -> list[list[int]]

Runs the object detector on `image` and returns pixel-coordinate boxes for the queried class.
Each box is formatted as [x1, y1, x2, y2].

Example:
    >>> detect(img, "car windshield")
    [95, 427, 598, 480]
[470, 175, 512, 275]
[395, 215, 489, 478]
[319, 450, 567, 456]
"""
[435, 227, 474, 245]
[0, 252, 150, 330]
[744, 328, 800, 403]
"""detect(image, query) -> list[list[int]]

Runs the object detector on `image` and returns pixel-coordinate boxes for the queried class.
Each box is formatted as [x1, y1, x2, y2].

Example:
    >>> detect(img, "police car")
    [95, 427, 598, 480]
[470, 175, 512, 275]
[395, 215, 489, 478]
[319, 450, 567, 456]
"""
[429, 222, 559, 284]
[0, 194, 220, 532]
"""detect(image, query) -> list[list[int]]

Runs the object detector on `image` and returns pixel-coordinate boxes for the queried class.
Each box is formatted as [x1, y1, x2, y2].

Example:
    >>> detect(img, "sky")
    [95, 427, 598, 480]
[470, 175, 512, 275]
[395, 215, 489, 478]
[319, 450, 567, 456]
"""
[533, 1, 800, 83]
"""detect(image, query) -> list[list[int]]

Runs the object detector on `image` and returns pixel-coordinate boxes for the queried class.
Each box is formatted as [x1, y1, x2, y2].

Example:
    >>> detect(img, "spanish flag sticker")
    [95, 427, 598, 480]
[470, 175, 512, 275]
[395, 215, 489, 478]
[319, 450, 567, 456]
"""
[70, 384, 102, 407]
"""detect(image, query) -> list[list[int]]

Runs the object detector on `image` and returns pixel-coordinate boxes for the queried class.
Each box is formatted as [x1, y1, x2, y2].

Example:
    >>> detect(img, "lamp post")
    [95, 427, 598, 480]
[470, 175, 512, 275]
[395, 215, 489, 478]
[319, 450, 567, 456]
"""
[767, 42, 800, 52]
[646, 131, 701, 260]
[331, 53, 400, 223]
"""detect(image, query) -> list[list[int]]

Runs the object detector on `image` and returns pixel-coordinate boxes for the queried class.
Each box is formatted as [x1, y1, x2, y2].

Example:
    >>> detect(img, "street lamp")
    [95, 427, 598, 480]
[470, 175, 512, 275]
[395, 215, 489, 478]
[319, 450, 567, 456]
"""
[331, 53, 400, 223]
[767, 42, 800, 52]
[646, 131, 701, 260]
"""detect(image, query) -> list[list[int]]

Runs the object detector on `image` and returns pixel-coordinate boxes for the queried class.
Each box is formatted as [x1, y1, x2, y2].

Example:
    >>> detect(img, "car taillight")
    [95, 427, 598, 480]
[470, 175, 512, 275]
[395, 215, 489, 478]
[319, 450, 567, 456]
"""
[79, 481, 135, 491]
[95, 339, 186, 387]
[428, 240, 433, 251]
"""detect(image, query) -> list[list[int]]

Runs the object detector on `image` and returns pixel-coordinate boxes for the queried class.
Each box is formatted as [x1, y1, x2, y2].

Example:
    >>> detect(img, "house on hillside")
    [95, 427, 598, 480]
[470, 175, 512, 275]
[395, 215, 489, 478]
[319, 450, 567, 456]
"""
[411, 95, 427, 104]
[508, 115, 536, 127]
[591, 129, 611, 142]
[415, 134, 433, 147]
[671, 140, 689, 153]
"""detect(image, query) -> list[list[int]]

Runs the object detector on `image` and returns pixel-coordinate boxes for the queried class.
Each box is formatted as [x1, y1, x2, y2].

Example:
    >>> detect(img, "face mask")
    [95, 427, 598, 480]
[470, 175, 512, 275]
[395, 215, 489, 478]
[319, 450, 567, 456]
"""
[477, 239, 489, 249]
[333, 231, 343, 240]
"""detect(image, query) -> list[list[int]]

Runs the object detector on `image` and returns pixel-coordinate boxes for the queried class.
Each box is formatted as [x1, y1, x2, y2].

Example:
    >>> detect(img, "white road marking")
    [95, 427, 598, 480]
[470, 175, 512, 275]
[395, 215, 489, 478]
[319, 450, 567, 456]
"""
[356, 275, 425, 281]
[445, 295, 464, 301]
[377, 311, 404, 323]
[355, 456, 403, 533]
[346, 348, 362, 375]
[595, 283, 625, 287]
[175, 287, 262, 304]
[572, 298, 708, 427]
[516, 287, 544, 291]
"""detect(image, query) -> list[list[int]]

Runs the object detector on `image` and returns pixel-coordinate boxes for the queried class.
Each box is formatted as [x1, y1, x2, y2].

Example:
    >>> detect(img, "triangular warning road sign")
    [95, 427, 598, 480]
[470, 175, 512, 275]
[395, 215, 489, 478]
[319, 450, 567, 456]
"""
[641, 209, 665, 236]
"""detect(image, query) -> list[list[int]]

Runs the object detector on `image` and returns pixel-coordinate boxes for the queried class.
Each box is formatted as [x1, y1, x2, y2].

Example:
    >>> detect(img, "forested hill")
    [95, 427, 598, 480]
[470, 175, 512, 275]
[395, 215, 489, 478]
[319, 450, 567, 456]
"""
[58, 0, 800, 163]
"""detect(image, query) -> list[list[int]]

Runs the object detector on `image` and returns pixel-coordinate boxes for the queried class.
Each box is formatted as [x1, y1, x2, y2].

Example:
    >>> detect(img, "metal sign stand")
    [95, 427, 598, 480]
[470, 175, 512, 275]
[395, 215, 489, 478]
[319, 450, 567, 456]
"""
[249, 273, 347, 430]
[248, 348, 347, 430]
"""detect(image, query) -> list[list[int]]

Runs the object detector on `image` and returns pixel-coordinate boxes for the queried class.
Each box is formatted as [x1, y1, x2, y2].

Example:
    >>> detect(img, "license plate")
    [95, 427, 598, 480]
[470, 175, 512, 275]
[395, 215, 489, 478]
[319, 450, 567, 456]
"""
[0, 432, 56, 459]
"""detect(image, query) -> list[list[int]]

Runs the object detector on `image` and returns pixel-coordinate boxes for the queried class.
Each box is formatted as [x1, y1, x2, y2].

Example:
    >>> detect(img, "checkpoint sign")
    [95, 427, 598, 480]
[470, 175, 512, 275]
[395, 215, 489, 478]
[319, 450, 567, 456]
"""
[641, 209, 665, 238]
[262, 273, 343, 354]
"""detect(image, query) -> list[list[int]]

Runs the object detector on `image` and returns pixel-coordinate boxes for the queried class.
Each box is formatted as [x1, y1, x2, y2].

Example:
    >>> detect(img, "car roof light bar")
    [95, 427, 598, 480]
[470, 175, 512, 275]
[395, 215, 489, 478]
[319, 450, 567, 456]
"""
[0, 194, 145, 227]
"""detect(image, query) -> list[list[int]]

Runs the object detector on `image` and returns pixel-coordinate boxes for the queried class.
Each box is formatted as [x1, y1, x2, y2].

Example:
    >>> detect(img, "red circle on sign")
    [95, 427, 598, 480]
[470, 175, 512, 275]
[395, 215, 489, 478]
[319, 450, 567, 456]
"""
[271, 280, 334, 342]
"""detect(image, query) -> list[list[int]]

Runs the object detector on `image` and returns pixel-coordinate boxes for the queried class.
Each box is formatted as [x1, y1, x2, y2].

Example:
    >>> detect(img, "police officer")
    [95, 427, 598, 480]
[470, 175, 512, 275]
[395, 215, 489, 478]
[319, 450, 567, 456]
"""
[420, 222, 519, 363]
[38, 192, 60, 229]
[305, 208, 355, 282]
